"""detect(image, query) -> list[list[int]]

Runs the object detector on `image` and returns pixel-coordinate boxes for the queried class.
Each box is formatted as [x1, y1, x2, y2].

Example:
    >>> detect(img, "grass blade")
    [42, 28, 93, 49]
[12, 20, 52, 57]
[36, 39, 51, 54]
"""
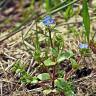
[50, 0, 78, 14]
[82, 0, 90, 43]
[45, 0, 53, 12]
[50, 0, 66, 12]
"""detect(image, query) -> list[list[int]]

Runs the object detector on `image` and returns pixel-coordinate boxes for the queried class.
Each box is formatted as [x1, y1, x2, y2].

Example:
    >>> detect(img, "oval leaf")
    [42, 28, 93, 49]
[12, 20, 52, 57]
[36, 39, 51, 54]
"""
[44, 58, 55, 66]
[37, 73, 50, 81]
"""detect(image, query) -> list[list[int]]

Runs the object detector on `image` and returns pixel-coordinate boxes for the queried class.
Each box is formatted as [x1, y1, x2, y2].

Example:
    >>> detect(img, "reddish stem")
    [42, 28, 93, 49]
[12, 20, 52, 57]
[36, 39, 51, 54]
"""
[52, 65, 55, 89]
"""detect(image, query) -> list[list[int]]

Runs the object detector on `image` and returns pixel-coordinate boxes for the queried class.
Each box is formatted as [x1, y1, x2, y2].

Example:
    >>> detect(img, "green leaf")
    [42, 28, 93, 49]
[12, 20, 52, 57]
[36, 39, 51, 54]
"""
[16, 69, 21, 74]
[12, 60, 21, 72]
[64, 1, 74, 21]
[51, 48, 58, 57]
[20, 75, 31, 84]
[33, 49, 41, 61]
[45, 0, 53, 12]
[31, 77, 38, 84]
[31, 79, 38, 84]
[70, 58, 79, 70]
[43, 89, 52, 95]
[55, 78, 65, 91]
[57, 50, 74, 63]
[65, 91, 76, 96]
[82, 0, 90, 42]
[54, 34, 64, 47]
[44, 58, 55, 66]
[55, 78, 75, 96]
[37, 73, 50, 81]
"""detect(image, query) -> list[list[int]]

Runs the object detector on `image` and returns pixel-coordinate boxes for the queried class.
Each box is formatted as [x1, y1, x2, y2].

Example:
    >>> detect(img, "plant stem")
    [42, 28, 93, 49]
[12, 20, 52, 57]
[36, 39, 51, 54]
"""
[48, 28, 53, 48]
[52, 65, 55, 89]
[48, 28, 55, 89]
[35, 21, 40, 50]
[60, 92, 65, 96]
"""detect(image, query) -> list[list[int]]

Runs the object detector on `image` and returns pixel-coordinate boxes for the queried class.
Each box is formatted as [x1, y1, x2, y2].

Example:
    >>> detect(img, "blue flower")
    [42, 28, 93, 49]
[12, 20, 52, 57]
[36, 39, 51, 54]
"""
[42, 16, 55, 26]
[79, 43, 88, 49]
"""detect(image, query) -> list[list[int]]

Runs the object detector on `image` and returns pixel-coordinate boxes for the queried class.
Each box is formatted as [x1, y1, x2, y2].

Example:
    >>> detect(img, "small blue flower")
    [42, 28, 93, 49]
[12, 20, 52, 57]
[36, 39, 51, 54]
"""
[42, 16, 55, 26]
[79, 43, 88, 49]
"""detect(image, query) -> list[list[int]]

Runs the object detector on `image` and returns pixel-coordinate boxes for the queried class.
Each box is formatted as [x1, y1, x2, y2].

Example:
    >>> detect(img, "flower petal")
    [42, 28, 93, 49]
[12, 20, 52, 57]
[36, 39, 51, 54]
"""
[79, 43, 88, 49]
[42, 15, 55, 26]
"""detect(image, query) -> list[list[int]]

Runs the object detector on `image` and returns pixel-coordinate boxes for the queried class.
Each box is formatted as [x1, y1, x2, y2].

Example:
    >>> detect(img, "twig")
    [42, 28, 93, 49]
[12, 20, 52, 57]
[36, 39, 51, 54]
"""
[5, 62, 14, 71]
[13, 87, 43, 95]
[27, 59, 34, 73]
[3, 52, 16, 60]
[24, 41, 35, 50]
[0, 79, 15, 84]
